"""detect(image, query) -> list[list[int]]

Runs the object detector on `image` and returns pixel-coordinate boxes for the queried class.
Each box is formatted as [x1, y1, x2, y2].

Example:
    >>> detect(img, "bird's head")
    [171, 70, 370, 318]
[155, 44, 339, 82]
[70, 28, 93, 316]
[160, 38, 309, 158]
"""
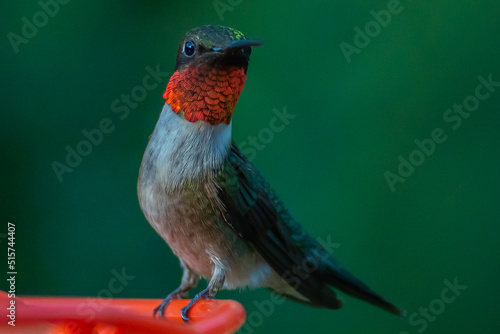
[163, 25, 261, 125]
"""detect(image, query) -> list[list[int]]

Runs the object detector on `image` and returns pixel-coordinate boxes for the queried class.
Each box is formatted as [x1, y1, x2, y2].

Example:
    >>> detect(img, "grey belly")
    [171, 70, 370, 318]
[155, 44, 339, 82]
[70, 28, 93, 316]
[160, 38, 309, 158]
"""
[141, 186, 273, 288]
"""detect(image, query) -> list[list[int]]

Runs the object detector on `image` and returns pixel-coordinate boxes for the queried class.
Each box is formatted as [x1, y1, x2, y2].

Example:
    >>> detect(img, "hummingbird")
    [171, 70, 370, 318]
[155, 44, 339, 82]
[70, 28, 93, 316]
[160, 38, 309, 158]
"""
[137, 25, 403, 321]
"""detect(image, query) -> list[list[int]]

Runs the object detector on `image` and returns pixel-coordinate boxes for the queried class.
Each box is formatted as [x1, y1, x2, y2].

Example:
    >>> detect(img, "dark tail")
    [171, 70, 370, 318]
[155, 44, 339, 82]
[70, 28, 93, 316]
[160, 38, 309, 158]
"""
[322, 260, 405, 316]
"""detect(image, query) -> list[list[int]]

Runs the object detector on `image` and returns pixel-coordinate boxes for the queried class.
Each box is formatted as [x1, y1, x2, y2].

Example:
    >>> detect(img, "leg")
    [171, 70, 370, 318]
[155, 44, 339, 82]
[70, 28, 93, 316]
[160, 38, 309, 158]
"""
[154, 260, 199, 317]
[180, 259, 226, 322]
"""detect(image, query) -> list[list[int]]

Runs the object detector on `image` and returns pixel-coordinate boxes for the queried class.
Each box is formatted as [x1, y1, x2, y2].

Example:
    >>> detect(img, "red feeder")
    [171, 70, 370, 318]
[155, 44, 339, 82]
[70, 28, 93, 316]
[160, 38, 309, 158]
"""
[0, 291, 246, 334]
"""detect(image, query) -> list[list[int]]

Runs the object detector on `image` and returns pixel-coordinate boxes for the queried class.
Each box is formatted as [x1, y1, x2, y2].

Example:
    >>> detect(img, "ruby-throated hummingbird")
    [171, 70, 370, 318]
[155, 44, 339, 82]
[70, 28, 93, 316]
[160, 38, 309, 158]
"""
[138, 25, 403, 321]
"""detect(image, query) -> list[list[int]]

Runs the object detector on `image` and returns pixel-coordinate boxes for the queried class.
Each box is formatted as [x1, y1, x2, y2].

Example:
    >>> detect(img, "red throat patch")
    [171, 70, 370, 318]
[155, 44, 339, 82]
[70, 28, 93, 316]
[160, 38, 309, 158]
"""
[163, 65, 247, 125]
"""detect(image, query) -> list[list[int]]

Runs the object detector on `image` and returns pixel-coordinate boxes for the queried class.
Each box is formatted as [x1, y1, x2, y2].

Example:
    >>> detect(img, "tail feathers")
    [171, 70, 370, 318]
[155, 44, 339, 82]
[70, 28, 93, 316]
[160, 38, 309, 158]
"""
[322, 261, 405, 316]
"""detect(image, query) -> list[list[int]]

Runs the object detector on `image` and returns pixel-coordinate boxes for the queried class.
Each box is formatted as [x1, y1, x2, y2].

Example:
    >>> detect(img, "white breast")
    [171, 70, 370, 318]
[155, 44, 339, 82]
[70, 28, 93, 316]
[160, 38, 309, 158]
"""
[139, 104, 232, 191]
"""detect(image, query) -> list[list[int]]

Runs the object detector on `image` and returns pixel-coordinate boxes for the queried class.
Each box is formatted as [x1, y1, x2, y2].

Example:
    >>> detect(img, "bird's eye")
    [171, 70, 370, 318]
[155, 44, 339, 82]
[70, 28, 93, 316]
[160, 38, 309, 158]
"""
[183, 41, 196, 57]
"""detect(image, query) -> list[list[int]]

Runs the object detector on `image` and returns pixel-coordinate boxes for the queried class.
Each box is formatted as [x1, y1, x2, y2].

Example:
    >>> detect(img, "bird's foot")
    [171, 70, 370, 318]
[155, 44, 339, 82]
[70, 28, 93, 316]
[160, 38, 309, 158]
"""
[180, 288, 213, 323]
[153, 288, 188, 318]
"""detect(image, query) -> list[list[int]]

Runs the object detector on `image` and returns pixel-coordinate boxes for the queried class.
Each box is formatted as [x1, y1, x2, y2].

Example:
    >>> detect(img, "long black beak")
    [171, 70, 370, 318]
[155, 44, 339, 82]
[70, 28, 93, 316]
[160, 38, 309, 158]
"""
[213, 40, 262, 52]
[223, 39, 262, 51]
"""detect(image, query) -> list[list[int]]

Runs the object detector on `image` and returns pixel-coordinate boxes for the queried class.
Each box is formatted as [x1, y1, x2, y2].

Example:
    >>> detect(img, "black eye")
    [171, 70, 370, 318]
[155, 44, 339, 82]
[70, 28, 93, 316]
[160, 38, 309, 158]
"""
[183, 41, 196, 57]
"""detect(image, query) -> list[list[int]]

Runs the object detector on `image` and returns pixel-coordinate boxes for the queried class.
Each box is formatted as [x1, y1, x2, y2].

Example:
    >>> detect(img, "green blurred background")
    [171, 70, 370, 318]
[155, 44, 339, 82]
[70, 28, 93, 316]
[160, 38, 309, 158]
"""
[2, 0, 499, 333]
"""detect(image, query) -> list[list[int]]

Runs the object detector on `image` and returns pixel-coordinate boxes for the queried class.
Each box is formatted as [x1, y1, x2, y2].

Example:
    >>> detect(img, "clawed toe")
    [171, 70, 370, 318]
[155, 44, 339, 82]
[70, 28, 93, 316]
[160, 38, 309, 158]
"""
[180, 288, 213, 323]
[153, 288, 188, 318]
[153, 297, 172, 317]
[180, 306, 191, 322]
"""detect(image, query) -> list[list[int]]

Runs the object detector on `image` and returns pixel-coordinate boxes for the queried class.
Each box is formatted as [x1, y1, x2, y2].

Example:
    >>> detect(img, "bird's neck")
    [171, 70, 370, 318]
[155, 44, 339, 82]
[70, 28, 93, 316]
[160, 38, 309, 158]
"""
[139, 104, 232, 191]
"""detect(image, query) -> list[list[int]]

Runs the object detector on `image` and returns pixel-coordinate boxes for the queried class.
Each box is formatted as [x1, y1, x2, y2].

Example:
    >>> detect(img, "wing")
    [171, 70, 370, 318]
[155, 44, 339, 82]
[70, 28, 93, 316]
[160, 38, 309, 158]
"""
[216, 141, 342, 309]
[216, 142, 403, 316]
